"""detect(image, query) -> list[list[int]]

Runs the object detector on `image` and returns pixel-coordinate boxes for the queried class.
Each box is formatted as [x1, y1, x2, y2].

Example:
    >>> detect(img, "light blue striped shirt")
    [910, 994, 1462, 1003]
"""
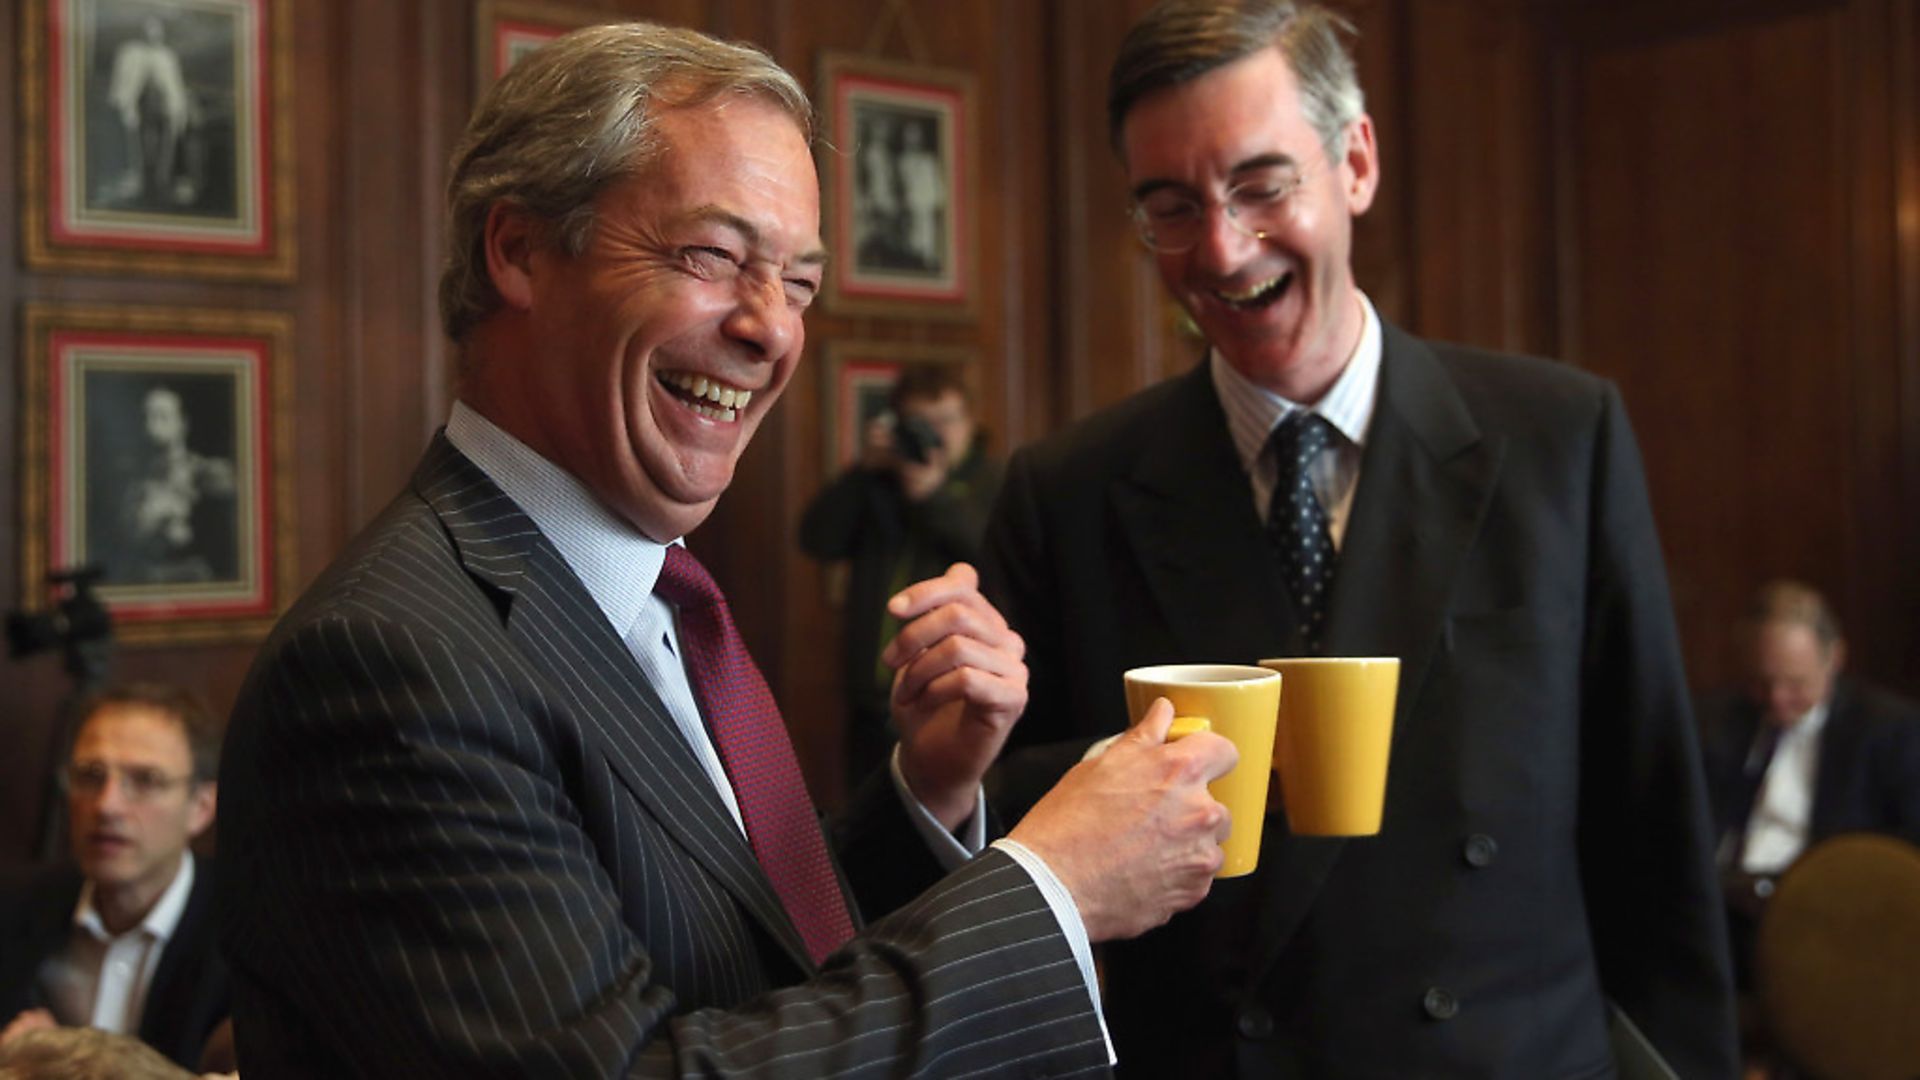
[1212, 290, 1383, 548]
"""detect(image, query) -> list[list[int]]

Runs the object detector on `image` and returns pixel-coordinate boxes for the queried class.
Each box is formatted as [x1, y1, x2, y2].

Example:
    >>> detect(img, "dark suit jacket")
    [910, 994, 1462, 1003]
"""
[0, 861, 230, 1068]
[1700, 677, 1920, 854]
[982, 322, 1738, 1079]
[220, 436, 1108, 1078]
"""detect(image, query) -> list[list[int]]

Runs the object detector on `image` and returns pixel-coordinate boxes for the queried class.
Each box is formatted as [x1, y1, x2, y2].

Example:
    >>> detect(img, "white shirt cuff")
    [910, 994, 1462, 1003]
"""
[991, 838, 1117, 1065]
[888, 744, 986, 870]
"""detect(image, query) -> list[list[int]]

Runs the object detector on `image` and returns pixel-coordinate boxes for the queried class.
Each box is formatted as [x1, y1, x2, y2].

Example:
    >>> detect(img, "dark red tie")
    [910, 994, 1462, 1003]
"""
[655, 545, 854, 965]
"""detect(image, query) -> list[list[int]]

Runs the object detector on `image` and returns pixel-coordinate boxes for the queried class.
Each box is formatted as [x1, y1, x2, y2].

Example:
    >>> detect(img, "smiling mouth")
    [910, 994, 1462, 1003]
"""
[658, 370, 754, 423]
[1213, 272, 1293, 311]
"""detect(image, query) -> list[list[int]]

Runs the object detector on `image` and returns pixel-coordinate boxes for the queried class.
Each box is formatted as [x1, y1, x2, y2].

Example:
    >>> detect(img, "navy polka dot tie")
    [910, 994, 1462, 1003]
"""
[656, 545, 854, 966]
[1265, 412, 1338, 654]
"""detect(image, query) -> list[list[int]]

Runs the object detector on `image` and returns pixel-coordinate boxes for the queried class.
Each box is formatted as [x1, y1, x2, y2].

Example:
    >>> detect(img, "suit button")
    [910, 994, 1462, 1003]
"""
[1423, 987, 1459, 1021]
[1237, 1006, 1274, 1040]
[1463, 834, 1498, 868]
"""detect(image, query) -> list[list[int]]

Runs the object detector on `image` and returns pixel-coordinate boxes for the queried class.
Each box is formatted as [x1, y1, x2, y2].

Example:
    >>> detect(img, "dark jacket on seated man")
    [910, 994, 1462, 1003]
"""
[1700, 676, 1920, 1047]
[1701, 677, 1920, 865]
[0, 860, 230, 1069]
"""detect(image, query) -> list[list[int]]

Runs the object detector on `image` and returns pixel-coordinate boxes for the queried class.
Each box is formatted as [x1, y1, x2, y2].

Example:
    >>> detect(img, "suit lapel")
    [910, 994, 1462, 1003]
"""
[412, 436, 815, 972]
[1110, 364, 1296, 664]
[1808, 681, 1864, 838]
[139, 863, 213, 1059]
[1328, 324, 1504, 717]
[1243, 323, 1504, 992]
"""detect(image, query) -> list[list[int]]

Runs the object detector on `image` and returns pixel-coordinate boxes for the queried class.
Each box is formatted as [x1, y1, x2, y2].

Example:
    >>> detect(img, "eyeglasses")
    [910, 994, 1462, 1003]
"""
[1129, 164, 1314, 254]
[64, 762, 197, 802]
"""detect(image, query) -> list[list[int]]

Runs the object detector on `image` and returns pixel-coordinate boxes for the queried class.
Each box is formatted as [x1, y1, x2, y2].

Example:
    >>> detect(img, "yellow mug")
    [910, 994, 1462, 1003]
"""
[1258, 657, 1400, 836]
[1124, 664, 1284, 877]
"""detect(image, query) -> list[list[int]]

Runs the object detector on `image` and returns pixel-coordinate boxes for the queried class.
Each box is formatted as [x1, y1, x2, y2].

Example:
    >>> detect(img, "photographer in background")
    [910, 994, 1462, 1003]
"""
[800, 365, 1001, 788]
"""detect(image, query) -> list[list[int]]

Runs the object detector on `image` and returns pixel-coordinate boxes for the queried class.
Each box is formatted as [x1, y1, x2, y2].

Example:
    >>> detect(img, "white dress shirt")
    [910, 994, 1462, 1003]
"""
[1213, 290, 1383, 547]
[1740, 702, 1831, 873]
[40, 852, 196, 1035]
[444, 404, 1110, 1056]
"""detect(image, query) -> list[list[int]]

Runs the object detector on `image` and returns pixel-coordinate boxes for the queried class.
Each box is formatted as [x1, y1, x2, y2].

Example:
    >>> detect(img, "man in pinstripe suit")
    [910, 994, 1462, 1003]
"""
[220, 22, 1238, 1078]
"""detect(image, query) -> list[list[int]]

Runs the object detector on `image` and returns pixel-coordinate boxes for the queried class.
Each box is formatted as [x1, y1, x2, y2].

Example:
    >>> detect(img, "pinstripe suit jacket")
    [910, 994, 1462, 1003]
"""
[220, 436, 1108, 1078]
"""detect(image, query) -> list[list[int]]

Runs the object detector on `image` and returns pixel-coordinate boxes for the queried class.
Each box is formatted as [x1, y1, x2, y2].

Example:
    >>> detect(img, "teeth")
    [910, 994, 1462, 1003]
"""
[1217, 276, 1284, 304]
[687, 401, 737, 422]
[663, 371, 753, 415]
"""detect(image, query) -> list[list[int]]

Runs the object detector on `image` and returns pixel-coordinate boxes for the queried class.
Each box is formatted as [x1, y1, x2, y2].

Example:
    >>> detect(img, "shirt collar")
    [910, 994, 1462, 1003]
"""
[445, 401, 673, 638]
[73, 851, 195, 945]
[1781, 699, 1832, 744]
[1213, 290, 1382, 472]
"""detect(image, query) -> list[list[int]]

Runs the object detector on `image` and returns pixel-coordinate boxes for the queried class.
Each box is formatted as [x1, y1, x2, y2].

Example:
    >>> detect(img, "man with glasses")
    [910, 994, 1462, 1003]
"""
[219, 20, 1235, 1076]
[981, 1, 1738, 1076]
[0, 684, 229, 1070]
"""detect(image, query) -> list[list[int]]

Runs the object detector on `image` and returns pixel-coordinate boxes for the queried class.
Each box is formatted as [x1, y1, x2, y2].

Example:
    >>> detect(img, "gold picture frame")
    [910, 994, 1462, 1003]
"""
[474, 0, 613, 98]
[818, 53, 979, 321]
[19, 303, 297, 646]
[820, 339, 977, 476]
[20, 0, 296, 280]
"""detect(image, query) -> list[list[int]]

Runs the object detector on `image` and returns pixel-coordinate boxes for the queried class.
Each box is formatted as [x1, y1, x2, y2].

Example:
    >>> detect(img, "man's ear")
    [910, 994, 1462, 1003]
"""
[484, 202, 540, 312]
[1341, 113, 1379, 216]
[187, 781, 216, 840]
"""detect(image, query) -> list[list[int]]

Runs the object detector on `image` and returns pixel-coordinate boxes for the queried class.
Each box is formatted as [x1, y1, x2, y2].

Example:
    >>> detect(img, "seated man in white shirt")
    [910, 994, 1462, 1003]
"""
[1700, 579, 1920, 987]
[0, 684, 229, 1070]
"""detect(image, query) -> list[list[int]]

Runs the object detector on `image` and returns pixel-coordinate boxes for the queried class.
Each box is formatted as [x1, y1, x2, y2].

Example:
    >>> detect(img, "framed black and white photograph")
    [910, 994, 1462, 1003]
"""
[819, 53, 977, 320]
[822, 340, 976, 474]
[474, 0, 610, 98]
[19, 305, 295, 645]
[20, 0, 294, 280]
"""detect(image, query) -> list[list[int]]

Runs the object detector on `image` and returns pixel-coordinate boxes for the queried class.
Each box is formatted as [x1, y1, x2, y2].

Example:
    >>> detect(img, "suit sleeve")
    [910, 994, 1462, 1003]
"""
[1574, 383, 1741, 1080]
[1868, 695, 1920, 844]
[221, 610, 1109, 1079]
[979, 448, 1102, 822]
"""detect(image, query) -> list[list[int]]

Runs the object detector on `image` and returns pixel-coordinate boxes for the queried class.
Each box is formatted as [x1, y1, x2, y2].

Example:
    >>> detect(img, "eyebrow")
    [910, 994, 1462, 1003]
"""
[685, 205, 828, 267]
[1129, 152, 1304, 201]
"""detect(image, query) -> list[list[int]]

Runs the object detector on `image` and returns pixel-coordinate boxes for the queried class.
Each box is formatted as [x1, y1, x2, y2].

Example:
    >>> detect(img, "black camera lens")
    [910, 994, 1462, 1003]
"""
[894, 416, 942, 464]
[5, 565, 112, 660]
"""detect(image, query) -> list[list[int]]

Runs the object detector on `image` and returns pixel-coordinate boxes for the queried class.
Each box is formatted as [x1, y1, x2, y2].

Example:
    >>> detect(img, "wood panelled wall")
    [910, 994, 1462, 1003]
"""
[4, 0, 1916, 862]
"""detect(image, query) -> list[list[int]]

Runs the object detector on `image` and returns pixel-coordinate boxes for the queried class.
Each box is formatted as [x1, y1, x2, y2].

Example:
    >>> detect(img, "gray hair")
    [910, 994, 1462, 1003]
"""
[1108, 0, 1365, 159]
[1745, 579, 1844, 650]
[0, 1026, 193, 1079]
[438, 22, 813, 344]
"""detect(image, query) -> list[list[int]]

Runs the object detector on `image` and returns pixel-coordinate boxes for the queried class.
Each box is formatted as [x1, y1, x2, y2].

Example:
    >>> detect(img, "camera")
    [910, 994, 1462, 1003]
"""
[893, 415, 944, 464]
[6, 565, 113, 665]
[9, 565, 116, 862]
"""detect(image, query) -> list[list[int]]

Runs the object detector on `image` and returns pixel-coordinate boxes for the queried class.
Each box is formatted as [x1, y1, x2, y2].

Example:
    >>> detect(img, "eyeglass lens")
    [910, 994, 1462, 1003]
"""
[67, 762, 190, 800]
[1134, 167, 1308, 253]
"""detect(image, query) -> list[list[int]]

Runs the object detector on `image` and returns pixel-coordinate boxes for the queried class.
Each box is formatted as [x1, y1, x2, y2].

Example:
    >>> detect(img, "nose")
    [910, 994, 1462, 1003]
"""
[1188, 203, 1264, 277]
[1765, 686, 1798, 723]
[88, 772, 131, 814]
[722, 274, 801, 361]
